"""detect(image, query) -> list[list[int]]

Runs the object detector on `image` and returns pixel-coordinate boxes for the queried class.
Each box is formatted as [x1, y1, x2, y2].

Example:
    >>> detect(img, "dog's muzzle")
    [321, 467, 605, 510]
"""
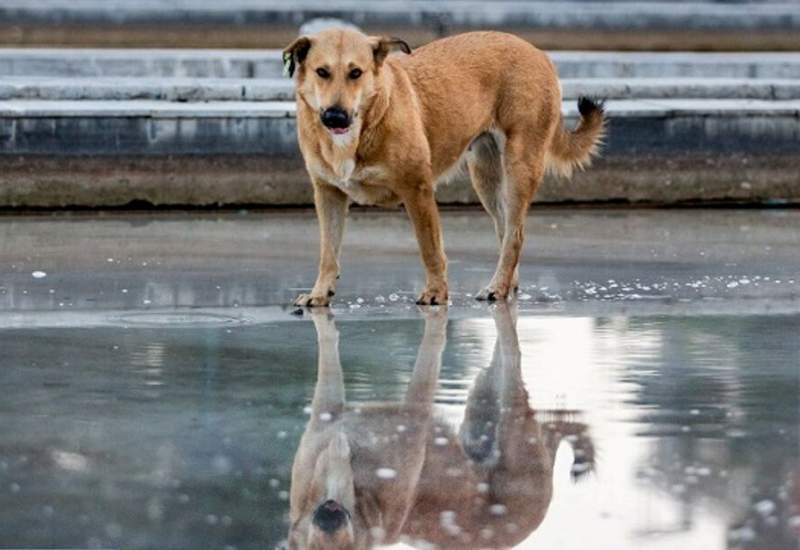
[321, 107, 351, 134]
[312, 499, 350, 533]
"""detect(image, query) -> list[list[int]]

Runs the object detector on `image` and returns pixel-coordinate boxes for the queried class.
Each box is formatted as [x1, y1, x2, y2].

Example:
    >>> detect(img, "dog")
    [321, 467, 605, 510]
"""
[284, 29, 605, 307]
[287, 304, 595, 549]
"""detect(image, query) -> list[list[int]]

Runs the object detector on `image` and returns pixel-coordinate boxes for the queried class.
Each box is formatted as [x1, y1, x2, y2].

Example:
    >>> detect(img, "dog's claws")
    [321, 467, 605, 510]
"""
[415, 287, 448, 306]
[476, 288, 508, 302]
[293, 293, 332, 308]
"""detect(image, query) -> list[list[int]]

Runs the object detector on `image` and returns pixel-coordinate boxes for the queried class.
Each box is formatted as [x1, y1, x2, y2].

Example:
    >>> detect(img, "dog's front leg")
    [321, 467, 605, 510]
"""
[402, 186, 448, 305]
[294, 181, 349, 307]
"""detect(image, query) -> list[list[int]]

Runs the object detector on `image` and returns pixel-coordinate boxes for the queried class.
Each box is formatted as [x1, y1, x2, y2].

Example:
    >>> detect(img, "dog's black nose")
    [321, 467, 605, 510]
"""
[312, 499, 349, 533]
[321, 107, 350, 129]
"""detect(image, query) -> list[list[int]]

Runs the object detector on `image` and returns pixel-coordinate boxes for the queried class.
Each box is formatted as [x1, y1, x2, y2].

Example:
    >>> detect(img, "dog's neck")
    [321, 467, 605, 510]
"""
[358, 69, 393, 155]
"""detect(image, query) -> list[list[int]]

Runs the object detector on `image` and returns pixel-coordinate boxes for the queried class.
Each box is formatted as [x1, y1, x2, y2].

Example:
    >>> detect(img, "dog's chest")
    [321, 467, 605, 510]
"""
[313, 159, 397, 206]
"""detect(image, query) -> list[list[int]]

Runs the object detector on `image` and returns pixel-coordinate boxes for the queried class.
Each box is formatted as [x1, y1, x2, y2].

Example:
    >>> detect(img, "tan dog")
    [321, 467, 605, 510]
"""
[285, 29, 605, 306]
[288, 304, 595, 549]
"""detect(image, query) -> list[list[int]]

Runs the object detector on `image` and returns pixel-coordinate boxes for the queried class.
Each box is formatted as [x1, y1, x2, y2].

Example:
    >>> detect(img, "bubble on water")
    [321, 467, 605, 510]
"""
[396, 424, 407, 433]
[754, 499, 776, 516]
[477, 482, 489, 493]
[726, 281, 739, 288]
[303, 406, 312, 415]
[206, 514, 219, 525]
[42, 505, 54, 517]
[356, 297, 365, 304]
[277, 431, 288, 439]
[147, 497, 164, 521]
[319, 412, 333, 422]
[222, 515, 233, 527]
[107, 258, 114, 263]
[375, 295, 386, 303]
[738, 278, 750, 285]
[376, 468, 397, 480]
[178, 493, 190, 503]
[369, 526, 386, 542]
[690, 409, 700, 415]
[489, 504, 507, 516]
[440, 510, 461, 535]
[212, 455, 232, 475]
[518, 293, 532, 301]
[278, 490, 289, 501]
[389, 293, 400, 302]
[729, 526, 756, 542]
[9, 483, 20, 493]
[31, 271, 47, 279]
[269, 478, 280, 488]
[434, 437, 448, 446]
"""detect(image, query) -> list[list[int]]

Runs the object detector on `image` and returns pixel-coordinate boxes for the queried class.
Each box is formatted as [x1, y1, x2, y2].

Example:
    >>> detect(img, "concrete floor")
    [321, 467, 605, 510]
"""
[0, 207, 798, 549]
[1, 207, 798, 321]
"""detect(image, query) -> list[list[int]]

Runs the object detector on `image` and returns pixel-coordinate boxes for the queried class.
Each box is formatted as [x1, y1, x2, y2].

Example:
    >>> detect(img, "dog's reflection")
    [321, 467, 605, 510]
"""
[289, 305, 594, 549]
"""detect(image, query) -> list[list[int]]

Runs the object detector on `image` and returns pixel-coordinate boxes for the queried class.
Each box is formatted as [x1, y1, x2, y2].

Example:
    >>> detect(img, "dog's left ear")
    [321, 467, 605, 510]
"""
[370, 36, 411, 67]
[283, 36, 312, 78]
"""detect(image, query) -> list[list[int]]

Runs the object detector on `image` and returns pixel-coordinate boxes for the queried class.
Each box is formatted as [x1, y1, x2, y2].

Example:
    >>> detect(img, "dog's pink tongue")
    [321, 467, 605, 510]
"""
[331, 128, 349, 135]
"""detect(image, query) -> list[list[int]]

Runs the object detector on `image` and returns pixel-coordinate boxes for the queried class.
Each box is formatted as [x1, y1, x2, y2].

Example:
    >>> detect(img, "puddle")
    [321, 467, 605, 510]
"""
[1, 309, 797, 549]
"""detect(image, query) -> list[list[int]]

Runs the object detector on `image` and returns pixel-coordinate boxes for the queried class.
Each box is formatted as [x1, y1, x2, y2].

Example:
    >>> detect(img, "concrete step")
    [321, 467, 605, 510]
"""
[0, 77, 295, 102]
[3, 49, 800, 79]
[2, 76, 800, 101]
[2, 1, 798, 31]
[1, 98, 798, 157]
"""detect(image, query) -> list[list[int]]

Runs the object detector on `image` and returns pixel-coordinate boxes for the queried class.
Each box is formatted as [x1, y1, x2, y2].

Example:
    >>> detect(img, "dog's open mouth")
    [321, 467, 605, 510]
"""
[329, 127, 350, 135]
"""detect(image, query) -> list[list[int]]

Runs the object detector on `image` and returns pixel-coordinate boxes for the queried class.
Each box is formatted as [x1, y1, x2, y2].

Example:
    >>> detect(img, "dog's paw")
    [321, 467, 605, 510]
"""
[415, 286, 448, 306]
[293, 293, 332, 307]
[475, 285, 511, 302]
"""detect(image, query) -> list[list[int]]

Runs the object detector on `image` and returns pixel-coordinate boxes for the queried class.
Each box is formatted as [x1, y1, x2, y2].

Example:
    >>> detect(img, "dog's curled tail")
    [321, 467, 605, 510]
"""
[546, 97, 606, 179]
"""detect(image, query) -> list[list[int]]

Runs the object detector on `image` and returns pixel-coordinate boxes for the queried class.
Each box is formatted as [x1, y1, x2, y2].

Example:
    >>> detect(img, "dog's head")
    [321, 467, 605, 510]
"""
[288, 431, 371, 550]
[283, 28, 410, 139]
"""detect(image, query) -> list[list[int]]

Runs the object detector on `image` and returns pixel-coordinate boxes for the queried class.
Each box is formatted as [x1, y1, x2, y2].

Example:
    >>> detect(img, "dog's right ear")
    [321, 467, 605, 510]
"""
[283, 36, 312, 78]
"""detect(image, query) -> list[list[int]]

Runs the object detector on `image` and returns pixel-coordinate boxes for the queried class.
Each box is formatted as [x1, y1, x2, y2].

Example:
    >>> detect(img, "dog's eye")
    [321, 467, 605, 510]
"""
[348, 68, 363, 80]
[316, 68, 330, 79]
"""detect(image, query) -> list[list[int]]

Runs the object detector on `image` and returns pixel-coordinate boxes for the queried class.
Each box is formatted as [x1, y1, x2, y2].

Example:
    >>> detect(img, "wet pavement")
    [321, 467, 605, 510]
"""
[0, 207, 798, 549]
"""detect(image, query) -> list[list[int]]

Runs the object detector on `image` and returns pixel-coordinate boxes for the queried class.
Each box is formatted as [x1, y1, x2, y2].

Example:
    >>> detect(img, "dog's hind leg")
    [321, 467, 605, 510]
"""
[467, 133, 520, 291]
[475, 133, 545, 301]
